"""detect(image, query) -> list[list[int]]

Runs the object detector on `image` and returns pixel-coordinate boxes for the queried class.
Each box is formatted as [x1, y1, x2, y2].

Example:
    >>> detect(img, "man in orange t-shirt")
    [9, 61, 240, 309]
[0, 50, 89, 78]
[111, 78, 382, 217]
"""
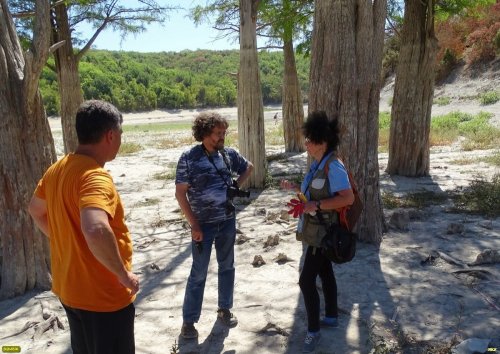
[29, 100, 139, 354]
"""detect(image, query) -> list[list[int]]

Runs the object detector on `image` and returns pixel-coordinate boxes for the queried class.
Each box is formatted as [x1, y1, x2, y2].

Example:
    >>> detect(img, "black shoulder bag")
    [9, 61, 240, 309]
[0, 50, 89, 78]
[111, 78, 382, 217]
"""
[317, 212, 356, 264]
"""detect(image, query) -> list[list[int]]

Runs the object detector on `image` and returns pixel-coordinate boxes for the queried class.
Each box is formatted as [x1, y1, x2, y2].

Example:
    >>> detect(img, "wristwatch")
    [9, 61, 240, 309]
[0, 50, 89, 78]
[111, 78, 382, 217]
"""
[316, 200, 321, 211]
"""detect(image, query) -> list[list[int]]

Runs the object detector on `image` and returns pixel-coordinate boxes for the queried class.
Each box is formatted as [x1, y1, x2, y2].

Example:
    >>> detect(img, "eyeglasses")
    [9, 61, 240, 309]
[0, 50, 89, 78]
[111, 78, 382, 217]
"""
[212, 130, 227, 138]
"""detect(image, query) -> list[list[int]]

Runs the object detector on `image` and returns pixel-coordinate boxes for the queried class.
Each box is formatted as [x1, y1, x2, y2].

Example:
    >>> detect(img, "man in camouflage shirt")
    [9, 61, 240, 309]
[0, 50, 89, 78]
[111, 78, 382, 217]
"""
[175, 112, 253, 339]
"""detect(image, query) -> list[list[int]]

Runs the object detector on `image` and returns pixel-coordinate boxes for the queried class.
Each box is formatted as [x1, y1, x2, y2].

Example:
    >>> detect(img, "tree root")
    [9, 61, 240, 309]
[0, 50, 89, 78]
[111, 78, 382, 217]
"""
[32, 314, 64, 340]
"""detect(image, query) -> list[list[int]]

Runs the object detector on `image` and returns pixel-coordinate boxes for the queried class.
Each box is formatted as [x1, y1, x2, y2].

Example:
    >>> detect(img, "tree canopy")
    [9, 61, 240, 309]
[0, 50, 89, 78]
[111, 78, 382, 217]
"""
[39, 49, 310, 114]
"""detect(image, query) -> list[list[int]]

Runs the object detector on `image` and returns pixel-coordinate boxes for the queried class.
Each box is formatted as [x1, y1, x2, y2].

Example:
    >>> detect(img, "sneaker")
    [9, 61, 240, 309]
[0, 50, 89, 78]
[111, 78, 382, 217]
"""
[320, 316, 339, 328]
[302, 331, 321, 353]
[181, 322, 198, 339]
[217, 308, 238, 327]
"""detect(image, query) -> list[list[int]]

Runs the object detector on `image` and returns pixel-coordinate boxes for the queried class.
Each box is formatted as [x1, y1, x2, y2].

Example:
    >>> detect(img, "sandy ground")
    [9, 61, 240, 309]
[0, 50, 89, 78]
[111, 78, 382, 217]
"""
[1, 74, 499, 354]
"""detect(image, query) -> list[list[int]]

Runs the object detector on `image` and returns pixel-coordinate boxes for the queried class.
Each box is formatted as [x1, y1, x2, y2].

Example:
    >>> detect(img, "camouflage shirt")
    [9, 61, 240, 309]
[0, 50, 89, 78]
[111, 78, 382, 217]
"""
[175, 144, 249, 223]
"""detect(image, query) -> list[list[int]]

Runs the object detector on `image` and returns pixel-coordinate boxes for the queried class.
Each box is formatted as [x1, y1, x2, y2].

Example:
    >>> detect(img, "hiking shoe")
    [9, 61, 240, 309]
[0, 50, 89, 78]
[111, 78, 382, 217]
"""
[217, 308, 238, 327]
[320, 316, 339, 328]
[302, 331, 321, 353]
[181, 322, 198, 339]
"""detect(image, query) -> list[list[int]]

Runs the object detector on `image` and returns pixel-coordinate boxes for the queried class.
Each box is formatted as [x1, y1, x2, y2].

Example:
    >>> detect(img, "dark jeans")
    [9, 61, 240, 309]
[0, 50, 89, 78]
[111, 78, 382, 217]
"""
[62, 302, 135, 354]
[299, 246, 338, 332]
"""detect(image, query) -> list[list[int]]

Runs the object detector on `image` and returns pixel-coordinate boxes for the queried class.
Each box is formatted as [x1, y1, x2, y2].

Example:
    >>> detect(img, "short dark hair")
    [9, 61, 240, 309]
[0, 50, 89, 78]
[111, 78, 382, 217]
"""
[302, 111, 340, 151]
[76, 100, 123, 144]
[192, 112, 229, 142]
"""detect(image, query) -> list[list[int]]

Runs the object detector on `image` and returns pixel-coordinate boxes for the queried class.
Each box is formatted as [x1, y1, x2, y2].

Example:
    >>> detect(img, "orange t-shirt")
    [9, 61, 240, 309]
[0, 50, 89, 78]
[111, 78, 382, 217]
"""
[35, 154, 135, 312]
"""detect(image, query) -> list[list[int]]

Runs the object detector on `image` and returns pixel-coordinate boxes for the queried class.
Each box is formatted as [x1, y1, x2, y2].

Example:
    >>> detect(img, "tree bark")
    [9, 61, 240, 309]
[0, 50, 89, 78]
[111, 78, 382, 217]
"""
[51, 3, 82, 154]
[309, 0, 387, 244]
[238, 0, 266, 188]
[386, 0, 438, 176]
[0, 0, 55, 299]
[282, 38, 305, 153]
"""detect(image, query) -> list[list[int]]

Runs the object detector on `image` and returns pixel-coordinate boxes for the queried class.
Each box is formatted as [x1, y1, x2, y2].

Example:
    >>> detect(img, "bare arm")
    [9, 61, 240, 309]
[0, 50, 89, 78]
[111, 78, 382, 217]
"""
[28, 196, 50, 238]
[236, 161, 254, 187]
[175, 183, 202, 242]
[81, 207, 139, 295]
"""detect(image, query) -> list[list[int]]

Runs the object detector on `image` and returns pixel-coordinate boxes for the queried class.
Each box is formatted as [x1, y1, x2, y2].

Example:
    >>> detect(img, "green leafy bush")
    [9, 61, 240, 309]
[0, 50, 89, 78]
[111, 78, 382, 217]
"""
[433, 96, 451, 106]
[453, 174, 500, 217]
[479, 91, 500, 105]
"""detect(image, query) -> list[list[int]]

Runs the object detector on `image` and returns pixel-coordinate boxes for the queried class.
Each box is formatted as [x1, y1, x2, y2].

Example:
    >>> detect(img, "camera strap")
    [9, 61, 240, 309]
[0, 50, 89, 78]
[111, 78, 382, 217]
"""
[202, 145, 232, 188]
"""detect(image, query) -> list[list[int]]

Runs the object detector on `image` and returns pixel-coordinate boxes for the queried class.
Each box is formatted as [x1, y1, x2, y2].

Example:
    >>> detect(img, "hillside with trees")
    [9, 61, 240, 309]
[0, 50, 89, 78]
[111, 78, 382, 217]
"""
[40, 49, 310, 115]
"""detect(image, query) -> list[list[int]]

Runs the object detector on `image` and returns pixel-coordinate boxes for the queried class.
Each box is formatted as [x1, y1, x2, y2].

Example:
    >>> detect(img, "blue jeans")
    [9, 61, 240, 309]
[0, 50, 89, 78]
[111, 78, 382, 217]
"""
[182, 218, 236, 323]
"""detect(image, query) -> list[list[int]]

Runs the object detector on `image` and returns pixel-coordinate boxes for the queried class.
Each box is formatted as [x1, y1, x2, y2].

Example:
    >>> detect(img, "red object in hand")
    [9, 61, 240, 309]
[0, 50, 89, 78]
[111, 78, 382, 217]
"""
[287, 198, 305, 218]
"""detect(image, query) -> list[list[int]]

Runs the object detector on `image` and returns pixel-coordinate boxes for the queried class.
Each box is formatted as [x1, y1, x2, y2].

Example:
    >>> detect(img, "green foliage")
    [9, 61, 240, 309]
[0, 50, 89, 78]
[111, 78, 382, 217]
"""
[450, 152, 500, 166]
[377, 111, 499, 150]
[434, 96, 451, 106]
[494, 29, 500, 51]
[378, 112, 391, 152]
[430, 111, 500, 149]
[479, 90, 500, 105]
[442, 48, 457, 67]
[481, 151, 500, 166]
[39, 49, 310, 113]
[379, 112, 391, 129]
[452, 173, 500, 217]
[436, 48, 458, 82]
[382, 30, 401, 79]
[119, 142, 143, 155]
[152, 170, 176, 181]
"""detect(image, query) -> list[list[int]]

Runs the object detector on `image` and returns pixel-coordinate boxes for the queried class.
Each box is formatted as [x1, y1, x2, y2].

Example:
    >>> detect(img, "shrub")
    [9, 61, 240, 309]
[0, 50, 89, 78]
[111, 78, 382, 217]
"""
[379, 112, 391, 129]
[430, 111, 499, 148]
[479, 91, 500, 105]
[464, 22, 500, 65]
[434, 96, 451, 106]
[119, 142, 143, 155]
[482, 151, 500, 166]
[495, 29, 500, 52]
[378, 112, 391, 151]
[453, 174, 500, 217]
[436, 48, 458, 82]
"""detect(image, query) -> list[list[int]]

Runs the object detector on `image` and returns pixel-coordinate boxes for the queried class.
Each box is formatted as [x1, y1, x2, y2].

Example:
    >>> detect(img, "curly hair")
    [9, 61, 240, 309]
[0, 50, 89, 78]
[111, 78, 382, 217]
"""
[76, 100, 122, 144]
[192, 112, 229, 142]
[302, 111, 340, 151]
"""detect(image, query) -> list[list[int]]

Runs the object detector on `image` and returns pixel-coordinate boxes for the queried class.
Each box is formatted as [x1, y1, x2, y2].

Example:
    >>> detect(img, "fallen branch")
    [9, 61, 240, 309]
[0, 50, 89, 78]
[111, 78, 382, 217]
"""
[256, 322, 289, 337]
[32, 314, 64, 340]
[435, 251, 469, 268]
[0, 321, 38, 340]
[470, 286, 500, 312]
[452, 269, 492, 280]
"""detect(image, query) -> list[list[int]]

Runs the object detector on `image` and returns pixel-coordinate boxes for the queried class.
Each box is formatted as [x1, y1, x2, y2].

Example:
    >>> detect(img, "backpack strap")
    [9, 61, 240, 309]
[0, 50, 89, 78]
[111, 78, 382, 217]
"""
[324, 157, 357, 231]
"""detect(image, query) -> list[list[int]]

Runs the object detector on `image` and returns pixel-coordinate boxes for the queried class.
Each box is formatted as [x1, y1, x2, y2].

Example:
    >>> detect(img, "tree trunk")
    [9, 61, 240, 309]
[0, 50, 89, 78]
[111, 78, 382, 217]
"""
[309, 0, 387, 244]
[282, 38, 305, 153]
[386, 0, 438, 176]
[0, 0, 55, 299]
[52, 3, 82, 154]
[238, 0, 266, 188]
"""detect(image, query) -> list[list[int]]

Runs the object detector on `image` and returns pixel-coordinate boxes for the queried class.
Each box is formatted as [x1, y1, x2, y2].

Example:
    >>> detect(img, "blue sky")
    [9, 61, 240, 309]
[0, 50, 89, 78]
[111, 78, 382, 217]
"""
[77, 1, 240, 52]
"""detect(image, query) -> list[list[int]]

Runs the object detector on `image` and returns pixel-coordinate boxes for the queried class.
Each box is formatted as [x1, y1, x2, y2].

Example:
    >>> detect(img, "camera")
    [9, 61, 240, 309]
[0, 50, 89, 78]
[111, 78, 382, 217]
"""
[226, 180, 251, 199]
[225, 180, 250, 215]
